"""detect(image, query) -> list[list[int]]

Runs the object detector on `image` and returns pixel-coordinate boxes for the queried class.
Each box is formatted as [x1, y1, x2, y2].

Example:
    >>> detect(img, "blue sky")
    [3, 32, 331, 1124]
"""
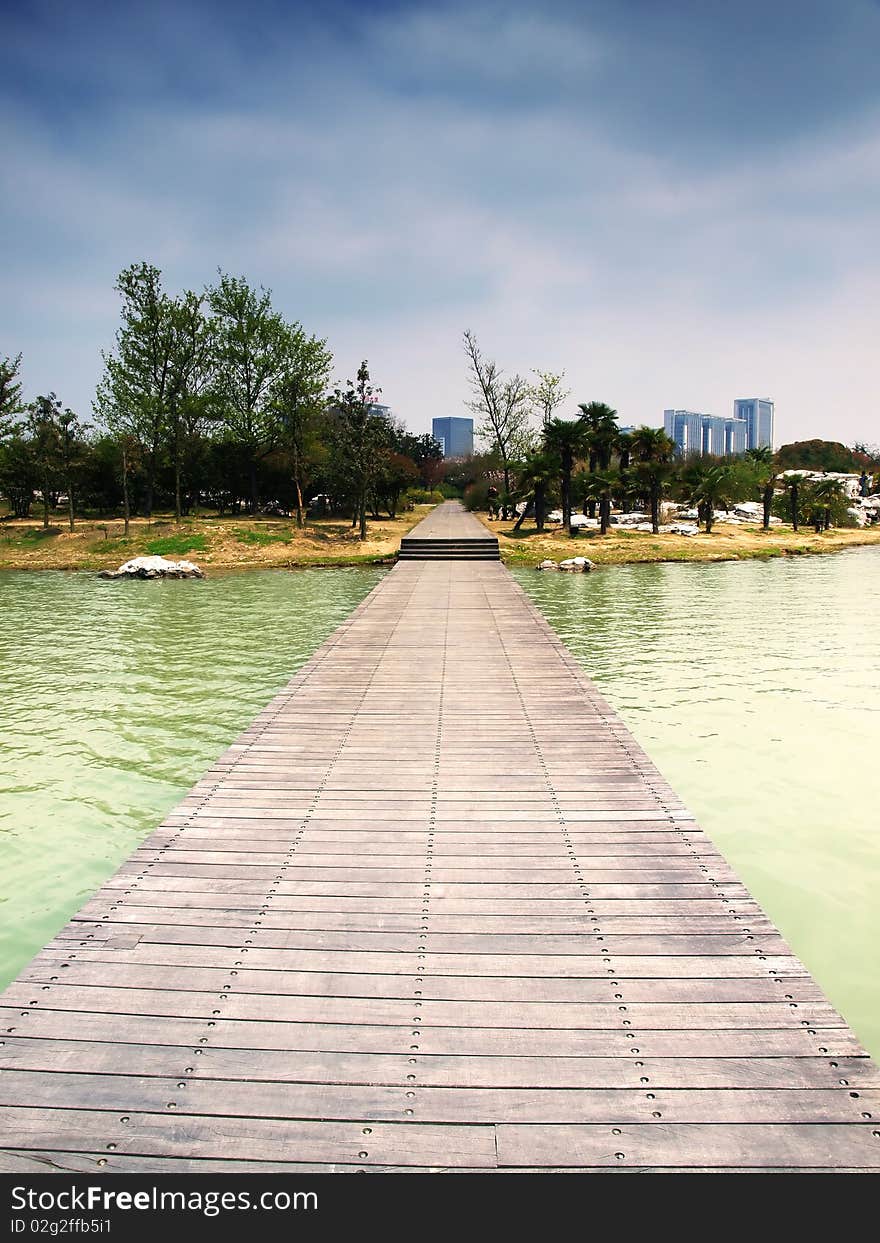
[2, 0, 879, 444]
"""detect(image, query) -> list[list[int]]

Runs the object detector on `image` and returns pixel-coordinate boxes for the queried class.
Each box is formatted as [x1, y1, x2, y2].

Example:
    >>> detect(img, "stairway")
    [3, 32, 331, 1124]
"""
[397, 535, 500, 561]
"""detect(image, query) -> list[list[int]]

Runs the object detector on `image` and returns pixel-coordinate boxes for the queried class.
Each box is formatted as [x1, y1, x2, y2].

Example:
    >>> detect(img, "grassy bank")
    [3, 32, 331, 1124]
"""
[479, 514, 880, 566]
[0, 508, 433, 572]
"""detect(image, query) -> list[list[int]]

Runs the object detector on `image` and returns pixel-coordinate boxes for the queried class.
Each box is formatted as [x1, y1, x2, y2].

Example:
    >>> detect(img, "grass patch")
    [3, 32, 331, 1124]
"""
[144, 533, 209, 556]
[6, 527, 64, 545]
[232, 527, 292, 547]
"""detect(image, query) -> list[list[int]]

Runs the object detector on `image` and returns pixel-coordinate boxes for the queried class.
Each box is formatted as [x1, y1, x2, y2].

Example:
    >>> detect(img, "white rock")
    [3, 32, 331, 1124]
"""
[99, 555, 205, 580]
[536, 559, 559, 571]
[558, 556, 594, 572]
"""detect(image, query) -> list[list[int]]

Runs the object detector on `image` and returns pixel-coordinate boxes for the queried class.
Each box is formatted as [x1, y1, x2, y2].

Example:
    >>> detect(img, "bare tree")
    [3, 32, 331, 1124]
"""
[463, 331, 532, 515]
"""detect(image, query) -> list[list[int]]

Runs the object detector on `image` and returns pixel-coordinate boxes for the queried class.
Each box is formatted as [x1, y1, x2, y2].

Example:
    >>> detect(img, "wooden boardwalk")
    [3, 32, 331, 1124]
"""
[1, 501, 878, 1172]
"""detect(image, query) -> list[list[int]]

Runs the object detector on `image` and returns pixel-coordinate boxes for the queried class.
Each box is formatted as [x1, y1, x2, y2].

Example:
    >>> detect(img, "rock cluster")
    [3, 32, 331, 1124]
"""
[536, 557, 594, 572]
[99, 555, 205, 580]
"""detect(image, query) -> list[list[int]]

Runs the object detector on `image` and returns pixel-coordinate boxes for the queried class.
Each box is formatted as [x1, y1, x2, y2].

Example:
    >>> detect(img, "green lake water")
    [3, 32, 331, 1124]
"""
[0, 567, 385, 988]
[1, 551, 878, 1058]
[513, 547, 880, 1056]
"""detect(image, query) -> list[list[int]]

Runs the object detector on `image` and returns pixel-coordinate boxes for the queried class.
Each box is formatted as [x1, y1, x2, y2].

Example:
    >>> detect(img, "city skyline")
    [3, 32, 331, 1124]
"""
[2, 1, 879, 446]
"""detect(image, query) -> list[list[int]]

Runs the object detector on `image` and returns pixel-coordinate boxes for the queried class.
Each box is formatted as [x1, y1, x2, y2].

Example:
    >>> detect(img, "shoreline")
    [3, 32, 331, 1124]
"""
[478, 514, 880, 568]
[2, 505, 880, 572]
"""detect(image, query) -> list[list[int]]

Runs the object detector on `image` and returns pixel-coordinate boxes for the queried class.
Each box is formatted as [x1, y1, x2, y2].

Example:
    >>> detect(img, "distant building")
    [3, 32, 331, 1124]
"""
[432, 417, 474, 459]
[734, 398, 774, 450]
[664, 410, 703, 456]
[664, 409, 748, 457]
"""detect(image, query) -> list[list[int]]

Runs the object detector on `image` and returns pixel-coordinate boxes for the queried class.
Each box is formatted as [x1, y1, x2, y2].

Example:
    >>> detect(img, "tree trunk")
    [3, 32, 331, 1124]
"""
[359, 492, 367, 541]
[824, 508, 831, 530]
[67, 477, 75, 532]
[705, 502, 714, 533]
[763, 484, 773, 531]
[122, 445, 130, 537]
[174, 453, 182, 525]
[600, 495, 610, 535]
[42, 489, 50, 529]
[502, 461, 511, 520]
[249, 458, 258, 515]
[790, 487, 799, 531]
[535, 483, 546, 533]
[651, 489, 660, 535]
[293, 449, 304, 529]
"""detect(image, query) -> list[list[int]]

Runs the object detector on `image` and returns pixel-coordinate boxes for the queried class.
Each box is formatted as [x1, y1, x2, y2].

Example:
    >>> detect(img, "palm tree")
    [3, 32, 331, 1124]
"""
[782, 471, 806, 531]
[512, 451, 557, 532]
[745, 445, 777, 531]
[578, 402, 619, 518]
[810, 476, 846, 531]
[628, 427, 676, 533]
[581, 468, 620, 535]
[543, 416, 590, 535]
[684, 461, 737, 534]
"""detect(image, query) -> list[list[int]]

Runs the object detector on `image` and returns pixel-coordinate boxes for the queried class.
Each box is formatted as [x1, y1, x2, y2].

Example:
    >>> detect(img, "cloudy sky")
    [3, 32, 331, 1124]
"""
[2, 0, 879, 445]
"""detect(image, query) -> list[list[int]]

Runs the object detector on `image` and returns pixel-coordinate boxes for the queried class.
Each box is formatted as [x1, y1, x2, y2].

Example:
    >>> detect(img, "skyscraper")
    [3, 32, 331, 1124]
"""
[664, 409, 749, 457]
[432, 417, 474, 458]
[734, 399, 774, 450]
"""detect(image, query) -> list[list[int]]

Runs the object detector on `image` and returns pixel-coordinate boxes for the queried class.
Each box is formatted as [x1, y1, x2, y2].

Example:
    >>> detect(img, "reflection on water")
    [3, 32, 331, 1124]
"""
[514, 547, 880, 1056]
[0, 567, 384, 986]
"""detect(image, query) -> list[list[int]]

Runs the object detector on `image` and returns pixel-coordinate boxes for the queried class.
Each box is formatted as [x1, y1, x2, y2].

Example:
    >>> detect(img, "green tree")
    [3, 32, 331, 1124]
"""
[581, 467, 620, 535]
[208, 272, 289, 512]
[330, 361, 388, 540]
[681, 460, 739, 533]
[272, 326, 333, 527]
[745, 445, 778, 531]
[27, 394, 64, 528]
[0, 433, 37, 517]
[782, 471, 806, 531]
[1, 353, 25, 439]
[578, 401, 619, 517]
[512, 450, 557, 532]
[529, 369, 570, 429]
[543, 416, 589, 534]
[94, 263, 179, 517]
[628, 426, 676, 533]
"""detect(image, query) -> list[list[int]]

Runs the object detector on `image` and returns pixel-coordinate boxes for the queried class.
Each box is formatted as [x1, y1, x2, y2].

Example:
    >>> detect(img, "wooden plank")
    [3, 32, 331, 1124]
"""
[495, 1123, 880, 1169]
[2, 1071, 877, 1125]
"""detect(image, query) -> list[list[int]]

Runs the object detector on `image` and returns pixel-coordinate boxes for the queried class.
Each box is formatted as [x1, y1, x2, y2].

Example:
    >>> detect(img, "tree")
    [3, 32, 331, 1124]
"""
[208, 272, 289, 512]
[543, 416, 590, 535]
[463, 330, 532, 515]
[776, 440, 859, 473]
[27, 395, 64, 528]
[164, 290, 216, 523]
[627, 426, 676, 534]
[782, 472, 806, 531]
[581, 467, 620, 535]
[57, 408, 85, 531]
[512, 450, 557, 532]
[745, 445, 778, 531]
[0, 433, 38, 517]
[1, 353, 25, 439]
[272, 326, 333, 527]
[330, 361, 388, 540]
[578, 401, 619, 518]
[683, 461, 739, 533]
[94, 263, 179, 517]
[529, 369, 570, 429]
[808, 476, 847, 531]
